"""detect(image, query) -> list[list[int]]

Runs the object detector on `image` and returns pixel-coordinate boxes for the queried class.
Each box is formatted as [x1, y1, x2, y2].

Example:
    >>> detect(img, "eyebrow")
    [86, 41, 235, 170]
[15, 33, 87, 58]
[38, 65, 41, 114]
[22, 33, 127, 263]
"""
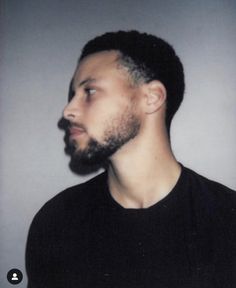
[78, 77, 97, 88]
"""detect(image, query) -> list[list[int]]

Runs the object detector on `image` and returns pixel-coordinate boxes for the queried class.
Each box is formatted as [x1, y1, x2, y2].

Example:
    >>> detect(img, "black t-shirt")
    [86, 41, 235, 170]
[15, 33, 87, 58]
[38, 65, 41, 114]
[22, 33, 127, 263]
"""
[26, 166, 236, 288]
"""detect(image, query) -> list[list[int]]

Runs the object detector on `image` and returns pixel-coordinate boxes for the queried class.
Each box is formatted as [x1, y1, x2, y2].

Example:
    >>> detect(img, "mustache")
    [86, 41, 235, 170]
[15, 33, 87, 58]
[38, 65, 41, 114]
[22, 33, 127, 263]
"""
[67, 122, 87, 131]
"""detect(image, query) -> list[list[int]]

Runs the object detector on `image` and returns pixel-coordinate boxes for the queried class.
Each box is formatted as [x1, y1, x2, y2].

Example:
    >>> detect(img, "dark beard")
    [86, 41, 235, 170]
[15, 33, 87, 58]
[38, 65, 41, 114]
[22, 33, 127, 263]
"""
[71, 114, 141, 166]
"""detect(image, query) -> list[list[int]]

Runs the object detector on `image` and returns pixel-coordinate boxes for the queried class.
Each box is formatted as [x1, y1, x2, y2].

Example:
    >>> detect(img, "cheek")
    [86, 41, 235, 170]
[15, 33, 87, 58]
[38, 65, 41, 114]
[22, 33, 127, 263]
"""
[84, 90, 139, 134]
[84, 104, 120, 138]
[86, 98, 124, 122]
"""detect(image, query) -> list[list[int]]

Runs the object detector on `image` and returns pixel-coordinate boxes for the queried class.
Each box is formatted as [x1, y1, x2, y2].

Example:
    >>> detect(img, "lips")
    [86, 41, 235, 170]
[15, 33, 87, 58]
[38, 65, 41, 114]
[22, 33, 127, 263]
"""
[69, 126, 86, 138]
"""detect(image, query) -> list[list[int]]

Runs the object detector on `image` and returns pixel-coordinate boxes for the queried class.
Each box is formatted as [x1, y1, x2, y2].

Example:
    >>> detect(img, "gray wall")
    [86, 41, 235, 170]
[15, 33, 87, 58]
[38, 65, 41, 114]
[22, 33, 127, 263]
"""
[1, 0, 236, 286]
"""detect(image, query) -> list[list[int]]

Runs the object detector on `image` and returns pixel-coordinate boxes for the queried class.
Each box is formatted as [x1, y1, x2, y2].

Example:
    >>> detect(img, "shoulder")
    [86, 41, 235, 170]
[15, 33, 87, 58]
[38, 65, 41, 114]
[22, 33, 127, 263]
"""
[30, 171, 107, 229]
[183, 166, 236, 225]
[184, 166, 236, 204]
[48, 171, 107, 205]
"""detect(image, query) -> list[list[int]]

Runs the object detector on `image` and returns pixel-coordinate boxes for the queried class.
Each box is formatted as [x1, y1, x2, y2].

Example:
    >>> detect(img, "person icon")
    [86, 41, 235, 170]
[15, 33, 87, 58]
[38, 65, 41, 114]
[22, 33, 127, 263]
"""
[7, 268, 23, 284]
[11, 273, 19, 281]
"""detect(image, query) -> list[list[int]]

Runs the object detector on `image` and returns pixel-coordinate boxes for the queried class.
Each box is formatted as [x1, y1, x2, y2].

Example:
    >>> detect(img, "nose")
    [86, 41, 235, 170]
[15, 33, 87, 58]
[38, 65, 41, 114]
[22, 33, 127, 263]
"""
[63, 97, 80, 121]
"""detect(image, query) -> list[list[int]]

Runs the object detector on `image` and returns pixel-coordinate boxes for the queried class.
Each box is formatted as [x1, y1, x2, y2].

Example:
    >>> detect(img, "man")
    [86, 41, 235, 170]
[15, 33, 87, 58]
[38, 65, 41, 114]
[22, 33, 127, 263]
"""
[26, 31, 236, 288]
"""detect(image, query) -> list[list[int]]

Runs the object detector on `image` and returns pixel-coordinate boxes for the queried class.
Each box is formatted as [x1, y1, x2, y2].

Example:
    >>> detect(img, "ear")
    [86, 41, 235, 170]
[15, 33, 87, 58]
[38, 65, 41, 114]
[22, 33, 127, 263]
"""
[142, 80, 167, 114]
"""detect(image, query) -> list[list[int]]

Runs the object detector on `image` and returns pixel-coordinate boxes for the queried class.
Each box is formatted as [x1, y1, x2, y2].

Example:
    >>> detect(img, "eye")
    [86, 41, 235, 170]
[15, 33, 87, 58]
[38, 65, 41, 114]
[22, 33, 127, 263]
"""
[84, 87, 96, 98]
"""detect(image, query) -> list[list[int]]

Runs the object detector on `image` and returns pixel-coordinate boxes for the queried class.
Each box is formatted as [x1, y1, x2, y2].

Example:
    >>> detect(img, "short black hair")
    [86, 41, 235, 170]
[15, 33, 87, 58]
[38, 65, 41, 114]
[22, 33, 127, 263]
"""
[79, 30, 185, 133]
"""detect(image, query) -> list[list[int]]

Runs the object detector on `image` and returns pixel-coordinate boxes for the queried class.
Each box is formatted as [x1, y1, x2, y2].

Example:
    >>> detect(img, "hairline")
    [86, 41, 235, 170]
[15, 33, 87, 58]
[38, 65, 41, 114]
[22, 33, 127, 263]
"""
[79, 49, 150, 88]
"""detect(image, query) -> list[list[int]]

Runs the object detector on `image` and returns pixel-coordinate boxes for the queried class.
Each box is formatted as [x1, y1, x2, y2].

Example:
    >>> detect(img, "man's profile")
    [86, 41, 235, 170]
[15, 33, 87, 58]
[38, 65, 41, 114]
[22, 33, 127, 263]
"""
[26, 31, 236, 288]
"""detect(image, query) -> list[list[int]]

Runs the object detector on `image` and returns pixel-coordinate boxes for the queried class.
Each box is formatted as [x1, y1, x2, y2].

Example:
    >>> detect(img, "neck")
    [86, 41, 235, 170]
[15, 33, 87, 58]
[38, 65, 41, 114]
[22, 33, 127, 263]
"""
[107, 123, 181, 209]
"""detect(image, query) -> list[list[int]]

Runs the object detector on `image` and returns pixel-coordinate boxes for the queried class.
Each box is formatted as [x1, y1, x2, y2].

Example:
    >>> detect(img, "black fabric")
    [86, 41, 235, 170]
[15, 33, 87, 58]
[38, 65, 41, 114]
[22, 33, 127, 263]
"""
[26, 166, 236, 288]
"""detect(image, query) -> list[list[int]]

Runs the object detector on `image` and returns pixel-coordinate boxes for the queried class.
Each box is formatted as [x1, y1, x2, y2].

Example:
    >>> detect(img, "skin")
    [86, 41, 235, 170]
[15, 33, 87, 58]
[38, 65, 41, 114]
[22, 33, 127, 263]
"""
[63, 50, 181, 209]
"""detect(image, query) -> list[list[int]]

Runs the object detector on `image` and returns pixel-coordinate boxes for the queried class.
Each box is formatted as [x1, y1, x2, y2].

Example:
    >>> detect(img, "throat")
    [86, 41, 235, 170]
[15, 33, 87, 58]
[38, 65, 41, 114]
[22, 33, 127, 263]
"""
[107, 161, 182, 209]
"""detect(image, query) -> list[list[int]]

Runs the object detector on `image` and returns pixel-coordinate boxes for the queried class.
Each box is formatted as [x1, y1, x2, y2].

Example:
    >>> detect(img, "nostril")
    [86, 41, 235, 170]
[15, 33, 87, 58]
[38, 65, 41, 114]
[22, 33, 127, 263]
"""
[63, 105, 74, 120]
[63, 111, 75, 121]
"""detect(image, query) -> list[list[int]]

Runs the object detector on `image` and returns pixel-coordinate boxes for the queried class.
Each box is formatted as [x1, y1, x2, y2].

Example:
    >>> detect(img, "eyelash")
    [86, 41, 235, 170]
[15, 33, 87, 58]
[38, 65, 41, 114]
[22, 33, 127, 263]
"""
[84, 87, 96, 97]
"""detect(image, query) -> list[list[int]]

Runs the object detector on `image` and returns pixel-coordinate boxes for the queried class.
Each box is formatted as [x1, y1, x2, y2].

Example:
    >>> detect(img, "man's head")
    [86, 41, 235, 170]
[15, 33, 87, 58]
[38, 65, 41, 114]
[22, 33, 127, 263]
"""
[63, 31, 185, 165]
[80, 30, 185, 129]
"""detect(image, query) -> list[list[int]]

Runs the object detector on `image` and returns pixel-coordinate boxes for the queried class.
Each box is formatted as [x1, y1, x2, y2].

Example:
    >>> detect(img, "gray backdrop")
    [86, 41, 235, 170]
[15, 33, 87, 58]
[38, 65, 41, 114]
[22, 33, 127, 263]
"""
[1, 0, 236, 286]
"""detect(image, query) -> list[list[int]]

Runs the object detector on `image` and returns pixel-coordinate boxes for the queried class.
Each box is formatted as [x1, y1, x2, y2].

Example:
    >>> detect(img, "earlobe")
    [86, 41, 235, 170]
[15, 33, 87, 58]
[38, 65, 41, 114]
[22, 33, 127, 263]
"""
[144, 81, 167, 114]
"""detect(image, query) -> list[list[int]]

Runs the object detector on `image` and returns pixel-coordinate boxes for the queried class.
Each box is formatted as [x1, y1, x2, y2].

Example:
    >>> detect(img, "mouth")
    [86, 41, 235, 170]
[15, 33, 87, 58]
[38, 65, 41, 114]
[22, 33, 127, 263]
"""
[68, 125, 86, 139]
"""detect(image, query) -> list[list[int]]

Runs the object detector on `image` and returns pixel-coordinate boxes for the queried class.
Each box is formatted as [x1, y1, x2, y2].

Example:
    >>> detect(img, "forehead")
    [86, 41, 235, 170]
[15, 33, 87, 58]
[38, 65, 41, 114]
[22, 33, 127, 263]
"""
[73, 50, 129, 87]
